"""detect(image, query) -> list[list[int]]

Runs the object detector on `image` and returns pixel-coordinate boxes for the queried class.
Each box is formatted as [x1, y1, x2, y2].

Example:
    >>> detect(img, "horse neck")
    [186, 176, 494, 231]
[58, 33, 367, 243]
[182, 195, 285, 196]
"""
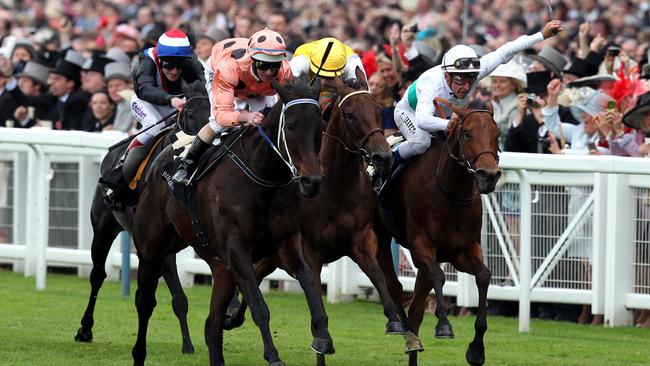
[239, 105, 288, 183]
[321, 108, 362, 187]
[435, 136, 476, 200]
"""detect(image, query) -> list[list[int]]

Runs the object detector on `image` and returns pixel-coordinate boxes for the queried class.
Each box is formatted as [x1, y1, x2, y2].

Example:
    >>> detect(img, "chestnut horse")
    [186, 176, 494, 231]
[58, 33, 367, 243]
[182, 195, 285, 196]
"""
[130, 78, 324, 366]
[223, 69, 423, 363]
[74, 80, 209, 354]
[376, 99, 501, 366]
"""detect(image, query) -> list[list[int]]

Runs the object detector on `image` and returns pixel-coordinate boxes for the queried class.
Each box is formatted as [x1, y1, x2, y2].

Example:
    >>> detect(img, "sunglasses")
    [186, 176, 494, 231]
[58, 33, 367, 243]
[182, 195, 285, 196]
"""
[161, 61, 183, 70]
[450, 73, 479, 85]
[254, 60, 282, 71]
[452, 57, 481, 70]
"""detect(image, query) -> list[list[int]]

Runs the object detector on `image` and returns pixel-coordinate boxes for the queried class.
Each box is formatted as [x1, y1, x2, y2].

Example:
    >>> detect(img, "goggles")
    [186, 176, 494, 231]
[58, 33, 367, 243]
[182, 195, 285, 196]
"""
[450, 72, 479, 85]
[254, 60, 282, 71]
[161, 61, 184, 70]
[451, 57, 481, 70]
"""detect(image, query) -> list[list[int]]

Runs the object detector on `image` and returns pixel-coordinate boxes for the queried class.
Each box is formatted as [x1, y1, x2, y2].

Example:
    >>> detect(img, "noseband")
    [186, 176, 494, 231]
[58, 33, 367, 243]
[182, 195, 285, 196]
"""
[322, 89, 383, 165]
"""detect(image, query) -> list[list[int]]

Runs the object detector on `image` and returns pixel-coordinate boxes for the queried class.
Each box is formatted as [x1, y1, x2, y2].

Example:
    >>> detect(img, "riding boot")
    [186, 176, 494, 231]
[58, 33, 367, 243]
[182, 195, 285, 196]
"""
[173, 137, 211, 184]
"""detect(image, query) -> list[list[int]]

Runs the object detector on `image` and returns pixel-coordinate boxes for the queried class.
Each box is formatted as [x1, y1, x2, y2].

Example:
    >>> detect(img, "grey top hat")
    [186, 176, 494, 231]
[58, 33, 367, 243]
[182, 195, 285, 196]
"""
[105, 62, 132, 81]
[529, 45, 567, 79]
[572, 90, 612, 117]
[17, 61, 50, 86]
[64, 50, 87, 68]
[106, 47, 132, 65]
[198, 26, 229, 43]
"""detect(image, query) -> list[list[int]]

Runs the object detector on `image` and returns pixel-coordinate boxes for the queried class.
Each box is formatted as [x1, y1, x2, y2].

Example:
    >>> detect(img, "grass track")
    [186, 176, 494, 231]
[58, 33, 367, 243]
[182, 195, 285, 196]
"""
[1, 271, 649, 365]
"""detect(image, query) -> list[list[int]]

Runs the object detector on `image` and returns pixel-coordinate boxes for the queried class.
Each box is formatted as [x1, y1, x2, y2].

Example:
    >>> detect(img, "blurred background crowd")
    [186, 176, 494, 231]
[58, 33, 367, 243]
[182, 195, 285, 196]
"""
[0, 0, 649, 327]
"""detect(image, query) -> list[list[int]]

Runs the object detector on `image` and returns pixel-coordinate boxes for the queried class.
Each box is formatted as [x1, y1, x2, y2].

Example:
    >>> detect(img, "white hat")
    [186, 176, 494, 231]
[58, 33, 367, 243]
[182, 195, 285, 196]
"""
[441, 45, 483, 73]
[489, 61, 527, 88]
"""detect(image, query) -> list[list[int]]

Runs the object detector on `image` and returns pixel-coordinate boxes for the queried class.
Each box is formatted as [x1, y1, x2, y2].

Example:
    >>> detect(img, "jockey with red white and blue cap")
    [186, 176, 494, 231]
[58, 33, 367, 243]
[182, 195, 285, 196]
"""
[129, 29, 205, 150]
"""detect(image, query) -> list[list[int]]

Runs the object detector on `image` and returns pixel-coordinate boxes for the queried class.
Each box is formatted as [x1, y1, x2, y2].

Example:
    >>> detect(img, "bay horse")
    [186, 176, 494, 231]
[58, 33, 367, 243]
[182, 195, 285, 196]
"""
[376, 99, 501, 366]
[74, 80, 209, 355]
[223, 68, 423, 363]
[130, 77, 324, 366]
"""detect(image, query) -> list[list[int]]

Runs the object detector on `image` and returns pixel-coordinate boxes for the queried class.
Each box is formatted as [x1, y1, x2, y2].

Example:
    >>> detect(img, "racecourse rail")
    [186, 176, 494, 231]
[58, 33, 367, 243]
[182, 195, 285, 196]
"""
[0, 127, 648, 332]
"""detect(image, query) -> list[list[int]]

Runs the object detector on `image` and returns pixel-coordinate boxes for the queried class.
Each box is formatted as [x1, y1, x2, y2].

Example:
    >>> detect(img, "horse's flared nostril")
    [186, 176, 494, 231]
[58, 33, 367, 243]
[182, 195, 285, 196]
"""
[371, 152, 393, 177]
[299, 175, 322, 197]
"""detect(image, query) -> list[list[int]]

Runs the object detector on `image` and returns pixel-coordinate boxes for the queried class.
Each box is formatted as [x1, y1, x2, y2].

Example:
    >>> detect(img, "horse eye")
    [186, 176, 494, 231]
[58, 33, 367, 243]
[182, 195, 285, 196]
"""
[344, 112, 356, 122]
[463, 130, 471, 139]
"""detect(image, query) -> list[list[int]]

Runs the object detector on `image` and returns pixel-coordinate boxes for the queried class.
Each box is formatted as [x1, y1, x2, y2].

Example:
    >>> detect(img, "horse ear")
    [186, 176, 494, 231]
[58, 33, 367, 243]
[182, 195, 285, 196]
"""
[355, 66, 368, 90]
[451, 103, 464, 117]
[272, 79, 290, 103]
[310, 78, 322, 99]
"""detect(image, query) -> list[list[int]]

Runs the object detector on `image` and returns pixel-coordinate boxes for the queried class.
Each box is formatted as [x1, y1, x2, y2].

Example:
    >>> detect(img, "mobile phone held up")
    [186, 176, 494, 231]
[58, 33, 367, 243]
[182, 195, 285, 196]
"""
[607, 46, 620, 57]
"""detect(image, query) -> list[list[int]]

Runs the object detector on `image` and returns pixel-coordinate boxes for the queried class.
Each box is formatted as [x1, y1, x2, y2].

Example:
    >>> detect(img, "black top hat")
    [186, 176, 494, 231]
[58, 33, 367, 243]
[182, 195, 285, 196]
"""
[525, 71, 552, 94]
[564, 57, 599, 78]
[50, 59, 81, 82]
[82, 56, 112, 75]
[622, 91, 650, 130]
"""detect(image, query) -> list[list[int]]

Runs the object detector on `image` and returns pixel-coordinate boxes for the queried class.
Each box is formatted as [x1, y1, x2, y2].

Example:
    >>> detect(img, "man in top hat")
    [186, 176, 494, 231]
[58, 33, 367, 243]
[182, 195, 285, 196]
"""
[528, 45, 567, 81]
[195, 26, 228, 70]
[13, 61, 55, 128]
[47, 53, 90, 130]
[104, 61, 135, 132]
[0, 56, 19, 127]
[81, 55, 112, 93]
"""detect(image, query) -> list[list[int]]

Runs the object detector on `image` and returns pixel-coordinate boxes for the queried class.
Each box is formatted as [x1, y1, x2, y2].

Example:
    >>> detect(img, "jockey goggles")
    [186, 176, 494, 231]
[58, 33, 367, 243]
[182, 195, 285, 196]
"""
[254, 60, 282, 71]
[451, 57, 481, 70]
[161, 60, 185, 70]
[450, 72, 479, 85]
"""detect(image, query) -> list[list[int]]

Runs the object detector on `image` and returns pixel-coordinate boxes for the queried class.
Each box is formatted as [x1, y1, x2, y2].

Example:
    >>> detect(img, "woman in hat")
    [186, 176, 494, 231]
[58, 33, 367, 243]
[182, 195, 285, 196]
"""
[488, 60, 527, 149]
[128, 29, 205, 150]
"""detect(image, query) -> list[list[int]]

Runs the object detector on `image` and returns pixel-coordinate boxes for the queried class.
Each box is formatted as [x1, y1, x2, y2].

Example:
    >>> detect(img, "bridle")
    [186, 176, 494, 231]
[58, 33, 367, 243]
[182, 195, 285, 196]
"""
[433, 97, 499, 205]
[321, 89, 383, 165]
[175, 95, 209, 131]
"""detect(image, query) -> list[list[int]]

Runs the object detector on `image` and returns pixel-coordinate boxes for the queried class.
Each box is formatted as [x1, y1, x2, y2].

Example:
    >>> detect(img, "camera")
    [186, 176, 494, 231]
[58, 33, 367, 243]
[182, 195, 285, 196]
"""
[607, 47, 620, 57]
[409, 23, 419, 33]
[526, 94, 541, 108]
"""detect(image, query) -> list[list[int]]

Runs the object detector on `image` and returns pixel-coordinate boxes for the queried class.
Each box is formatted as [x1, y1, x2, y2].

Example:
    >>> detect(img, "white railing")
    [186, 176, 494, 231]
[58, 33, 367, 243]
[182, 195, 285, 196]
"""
[0, 129, 648, 331]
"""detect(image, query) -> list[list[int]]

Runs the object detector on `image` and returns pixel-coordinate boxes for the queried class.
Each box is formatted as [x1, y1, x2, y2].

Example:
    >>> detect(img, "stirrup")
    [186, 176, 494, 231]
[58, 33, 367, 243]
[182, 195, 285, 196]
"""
[172, 166, 190, 185]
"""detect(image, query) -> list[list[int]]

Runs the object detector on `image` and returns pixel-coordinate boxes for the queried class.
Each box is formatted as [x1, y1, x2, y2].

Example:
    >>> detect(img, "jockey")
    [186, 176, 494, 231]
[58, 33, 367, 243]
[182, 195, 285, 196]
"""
[172, 28, 292, 184]
[290, 37, 367, 111]
[393, 20, 563, 169]
[129, 29, 205, 150]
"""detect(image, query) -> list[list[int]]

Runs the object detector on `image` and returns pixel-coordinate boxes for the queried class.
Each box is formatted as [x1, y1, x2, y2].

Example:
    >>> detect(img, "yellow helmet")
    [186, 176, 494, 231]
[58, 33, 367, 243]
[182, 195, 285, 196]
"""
[309, 37, 346, 78]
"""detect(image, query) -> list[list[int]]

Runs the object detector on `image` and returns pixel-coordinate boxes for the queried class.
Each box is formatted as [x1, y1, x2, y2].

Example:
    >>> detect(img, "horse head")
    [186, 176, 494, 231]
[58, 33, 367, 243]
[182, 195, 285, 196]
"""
[271, 76, 323, 197]
[448, 99, 501, 193]
[330, 67, 392, 176]
[180, 80, 210, 135]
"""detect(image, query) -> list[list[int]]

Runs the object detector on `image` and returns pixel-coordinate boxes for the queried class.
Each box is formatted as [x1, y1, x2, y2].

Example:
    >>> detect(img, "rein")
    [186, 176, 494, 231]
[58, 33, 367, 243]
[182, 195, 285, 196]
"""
[322, 89, 383, 164]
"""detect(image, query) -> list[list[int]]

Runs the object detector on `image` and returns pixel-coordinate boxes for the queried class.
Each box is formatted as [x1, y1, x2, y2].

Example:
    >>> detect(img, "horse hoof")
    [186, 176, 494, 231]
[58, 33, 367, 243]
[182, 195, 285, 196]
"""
[223, 314, 245, 330]
[435, 323, 454, 339]
[74, 327, 93, 343]
[404, 331, 424, 353]
[311, 337, 335, 355]
[182, 342, 195, 355]
[465, 341, 485, 365]
[385, 321, 407, 335]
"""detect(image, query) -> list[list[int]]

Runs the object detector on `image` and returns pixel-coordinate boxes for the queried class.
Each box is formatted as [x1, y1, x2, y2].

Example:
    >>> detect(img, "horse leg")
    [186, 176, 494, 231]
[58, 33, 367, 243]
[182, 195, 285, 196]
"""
[407, 268, 435, 366]
[75, 193, 123, 343]
[223, 258, 277, 331]
[350, 227, 407, 336]
[430, 262, 454, 339]
[160, 253, 195, 354]
[204, 258, 236, 366]
[131, 255, 163, 366]
[453, 245, 491, 366]
[225, 238, 284, 366]
[277, 236, 334, 355]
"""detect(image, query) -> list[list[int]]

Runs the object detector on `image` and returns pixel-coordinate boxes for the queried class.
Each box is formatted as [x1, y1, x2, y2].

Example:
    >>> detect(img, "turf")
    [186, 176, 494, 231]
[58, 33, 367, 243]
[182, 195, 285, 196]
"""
[0, 270, 648, 365]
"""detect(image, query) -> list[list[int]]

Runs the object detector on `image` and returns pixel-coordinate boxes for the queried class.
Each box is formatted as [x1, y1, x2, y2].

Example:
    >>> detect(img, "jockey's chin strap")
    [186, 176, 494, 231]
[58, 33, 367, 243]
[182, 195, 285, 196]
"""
[255, 97, 320, 180]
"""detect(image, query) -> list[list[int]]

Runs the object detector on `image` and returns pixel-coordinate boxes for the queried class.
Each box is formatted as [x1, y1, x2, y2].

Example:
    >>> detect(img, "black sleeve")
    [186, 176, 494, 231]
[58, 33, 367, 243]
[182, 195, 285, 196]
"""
[504, 114, 540, 153]
[182, 57, 206, 85]
[133, 57, 174, 106]
[64, 90, 91, 130]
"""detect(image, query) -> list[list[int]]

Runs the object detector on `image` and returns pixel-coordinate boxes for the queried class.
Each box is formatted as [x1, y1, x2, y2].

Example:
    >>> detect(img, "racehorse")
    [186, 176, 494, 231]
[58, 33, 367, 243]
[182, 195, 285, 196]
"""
[223, 68, 423, 364]
[376, 99, 501, 366]
[130, 77, 324, 366]
[74, 80, 209, 355]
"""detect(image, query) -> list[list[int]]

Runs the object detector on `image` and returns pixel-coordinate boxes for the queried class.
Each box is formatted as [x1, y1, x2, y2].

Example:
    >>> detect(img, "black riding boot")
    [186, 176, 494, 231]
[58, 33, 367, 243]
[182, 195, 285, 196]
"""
[173, 138, 211, 184]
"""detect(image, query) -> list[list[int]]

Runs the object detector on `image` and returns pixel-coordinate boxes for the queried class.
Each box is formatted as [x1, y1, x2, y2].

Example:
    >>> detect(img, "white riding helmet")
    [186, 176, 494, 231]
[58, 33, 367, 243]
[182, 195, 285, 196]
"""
[442, 45, 484, 73]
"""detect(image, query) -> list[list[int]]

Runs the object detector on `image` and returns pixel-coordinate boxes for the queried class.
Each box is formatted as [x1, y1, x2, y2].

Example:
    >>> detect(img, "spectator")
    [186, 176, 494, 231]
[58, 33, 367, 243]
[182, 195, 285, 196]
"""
[488, 60, 527, 149]
[85, 89, 116, 132]
[81, 55, 111, 93]
[0, 56, 19, 126]
[104, 62, 135, 133]
[195, 27, 228, 70]
[13, 61, 52, 128]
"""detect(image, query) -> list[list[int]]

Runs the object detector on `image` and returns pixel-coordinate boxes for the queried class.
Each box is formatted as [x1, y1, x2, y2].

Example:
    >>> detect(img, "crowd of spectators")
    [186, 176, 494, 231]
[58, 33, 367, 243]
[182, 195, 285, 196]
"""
[0, 0, 649, 327]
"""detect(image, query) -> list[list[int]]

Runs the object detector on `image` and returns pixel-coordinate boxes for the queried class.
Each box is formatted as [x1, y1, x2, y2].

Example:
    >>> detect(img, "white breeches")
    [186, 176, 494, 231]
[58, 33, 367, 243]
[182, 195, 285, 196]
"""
[394, 98, 432, 160]
[131, 94, 176, 144]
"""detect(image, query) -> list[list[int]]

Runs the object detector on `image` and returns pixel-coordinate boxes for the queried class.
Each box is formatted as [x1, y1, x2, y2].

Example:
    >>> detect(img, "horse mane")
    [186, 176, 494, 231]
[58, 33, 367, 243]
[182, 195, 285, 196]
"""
[466, 99, 489, 111]
[262, 77, 316, 129]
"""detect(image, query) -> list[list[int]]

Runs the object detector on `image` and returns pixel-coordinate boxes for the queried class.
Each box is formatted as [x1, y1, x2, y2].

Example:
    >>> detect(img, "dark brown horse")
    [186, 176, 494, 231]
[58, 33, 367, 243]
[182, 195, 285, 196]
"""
[74, 80, 210, 354]
[130, 77, 324, 366]
[376, 99, 501, 366]
[224, 69, 423, 363]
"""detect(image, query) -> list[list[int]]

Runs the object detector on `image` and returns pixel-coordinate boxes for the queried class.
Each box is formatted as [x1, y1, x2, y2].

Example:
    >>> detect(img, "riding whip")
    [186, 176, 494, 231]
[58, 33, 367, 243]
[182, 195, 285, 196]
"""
[309, 41, 335, 86]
